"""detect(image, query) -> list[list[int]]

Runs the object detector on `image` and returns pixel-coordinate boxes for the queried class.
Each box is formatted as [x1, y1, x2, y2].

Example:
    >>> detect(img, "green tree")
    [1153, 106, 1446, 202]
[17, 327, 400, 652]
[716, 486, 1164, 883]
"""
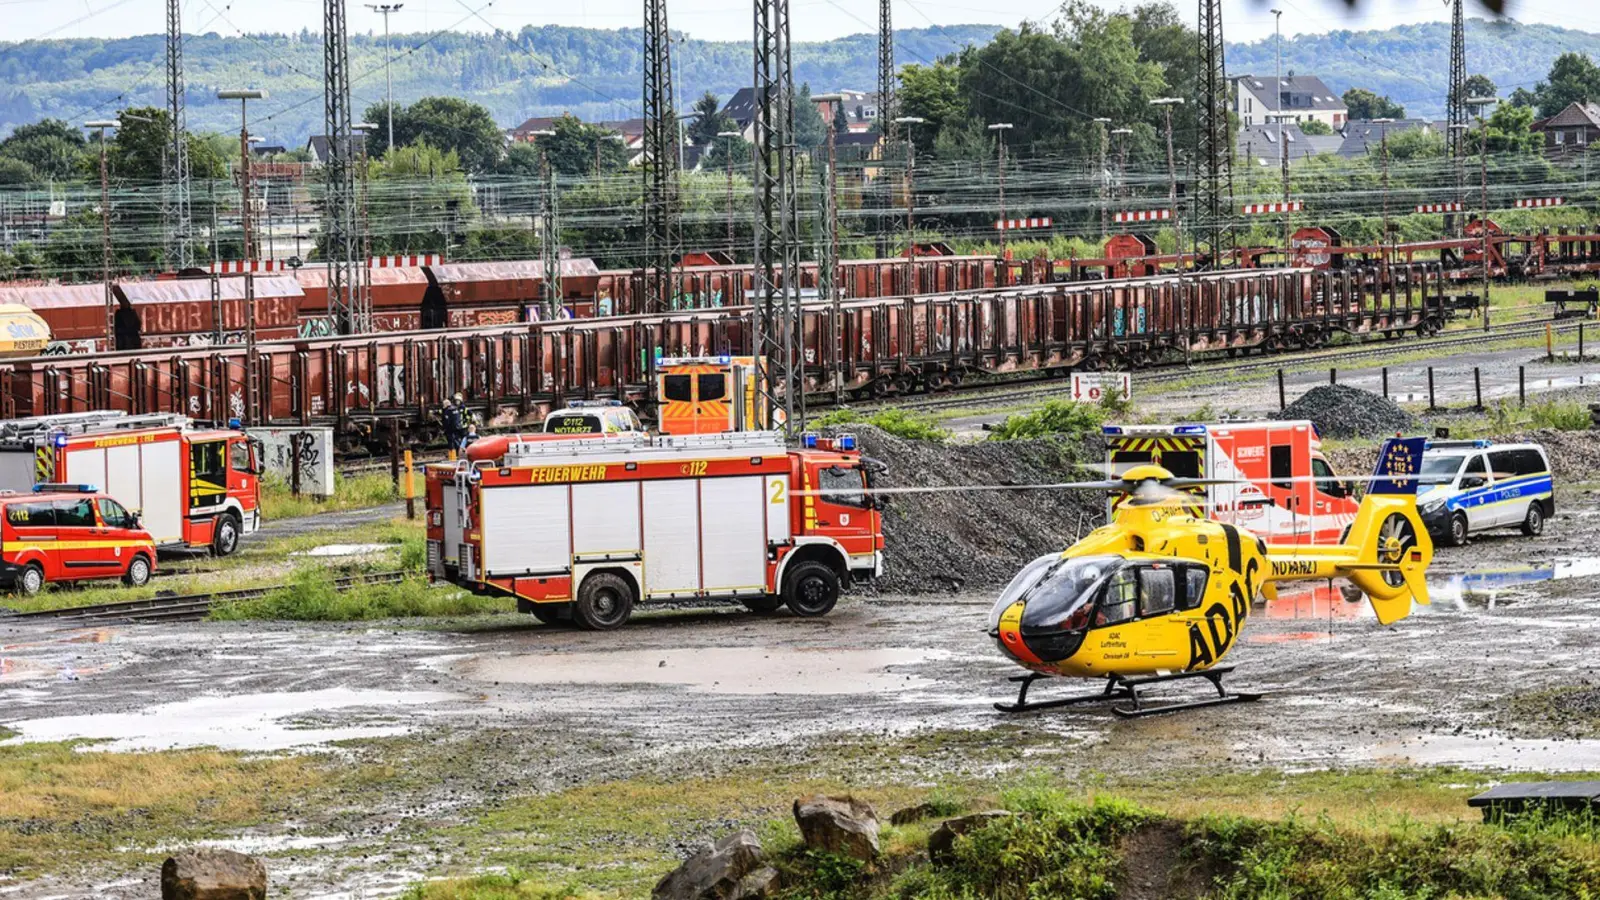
[1509, 86, 1538, 109]
[687, 91, 734, 146]
[1464, 73, 1497, 102]
[0, 119, 86, 182]
[1470, 103, 1542, 154]
[1385, 128, 1445, 160]
[0, 156, 35, 185]
[1533, 52, 1600, 119]
[1299, 119, 1333, 135]
[899, 60, 967, 150]
[1342, 87, 1406, 120]
[794, 83, 827, 151]
[365, 141, 478, 255]
[365, 97, 504, 173]
[832, 102, 850, 134]
[512, 114, 630, 177]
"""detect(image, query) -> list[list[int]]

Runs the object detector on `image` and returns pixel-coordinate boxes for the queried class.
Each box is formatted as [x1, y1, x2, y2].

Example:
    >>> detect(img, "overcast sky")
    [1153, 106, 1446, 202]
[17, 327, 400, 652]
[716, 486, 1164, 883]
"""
[8, 0, 1588, 47]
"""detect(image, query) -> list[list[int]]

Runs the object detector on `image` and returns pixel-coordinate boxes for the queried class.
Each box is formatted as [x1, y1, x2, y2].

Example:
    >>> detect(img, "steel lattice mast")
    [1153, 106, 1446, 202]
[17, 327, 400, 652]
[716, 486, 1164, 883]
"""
[323, 0, 366, 333]
[877, 0, 896, 143]
[540, 152, 562, 320]
[752, 0, 802, 432]
[1447, 0, 1467, 214]
[1195, 0, 1234, 263]
[164, 0, 193, 268]
[643, 0, 681, 314]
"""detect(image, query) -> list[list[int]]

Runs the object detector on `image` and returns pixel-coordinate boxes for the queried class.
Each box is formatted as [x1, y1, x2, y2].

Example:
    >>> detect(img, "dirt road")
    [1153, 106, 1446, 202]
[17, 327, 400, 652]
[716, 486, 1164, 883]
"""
[4, 505, 1600, 896]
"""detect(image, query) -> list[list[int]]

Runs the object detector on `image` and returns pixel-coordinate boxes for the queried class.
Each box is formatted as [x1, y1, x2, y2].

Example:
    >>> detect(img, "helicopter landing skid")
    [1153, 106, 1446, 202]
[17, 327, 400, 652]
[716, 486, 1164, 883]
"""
[994, 667, 1261, 717]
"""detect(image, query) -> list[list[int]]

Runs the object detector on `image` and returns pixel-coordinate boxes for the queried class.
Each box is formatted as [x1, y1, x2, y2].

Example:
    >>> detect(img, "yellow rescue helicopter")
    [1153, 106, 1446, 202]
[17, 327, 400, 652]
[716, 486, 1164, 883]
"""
[987, 437, 1433, 717]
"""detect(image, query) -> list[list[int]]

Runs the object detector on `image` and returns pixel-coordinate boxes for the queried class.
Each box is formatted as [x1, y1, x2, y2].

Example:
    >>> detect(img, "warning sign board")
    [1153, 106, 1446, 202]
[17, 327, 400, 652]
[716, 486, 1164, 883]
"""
[1070, 372, 1132, 403]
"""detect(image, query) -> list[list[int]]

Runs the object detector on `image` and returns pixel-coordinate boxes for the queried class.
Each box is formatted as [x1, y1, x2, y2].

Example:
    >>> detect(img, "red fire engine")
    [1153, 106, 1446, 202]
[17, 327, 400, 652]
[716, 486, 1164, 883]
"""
[426, 431, 884, 629]
[0, 413, 263, 556]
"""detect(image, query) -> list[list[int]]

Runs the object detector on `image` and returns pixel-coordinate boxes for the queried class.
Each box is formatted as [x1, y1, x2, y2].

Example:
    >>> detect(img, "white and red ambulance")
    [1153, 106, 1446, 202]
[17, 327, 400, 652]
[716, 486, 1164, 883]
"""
[0, 413, 262, 556]
[1103, 421, 1360, 544]
[426, 431, 883, 629]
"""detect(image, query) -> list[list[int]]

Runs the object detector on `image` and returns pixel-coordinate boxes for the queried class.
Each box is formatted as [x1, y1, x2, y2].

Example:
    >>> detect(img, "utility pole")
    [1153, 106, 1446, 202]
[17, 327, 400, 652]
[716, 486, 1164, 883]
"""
[1374, 117, 1393, 267]
[164, 0, 192, 268]
[86, 119, 119, 350]
[353, 121, 376, 331]
[878, 0, 897, 143]
[1111, 127, 1132, 216]
[812, 93, 843, 401]
[218, 89, 264, 420]
[988, 122, 1012, 261]
[752, 0, 801, 431]
[1447, 0, 1467, 229]
[1152, 97, 1187, 363]
[1467, 96, 1499, 333]
[365, 3, 404, 157]
[718, 129, 741, 254]
[1092, 117, 1110, 239]
[323, 0, 364, 333]
[643, 0, 681, 314]
[895, 116, 925, 293]
[539, 148, 561, 319]
[1271, 8, 1289, 264]
[1196, 0, 1234, 265]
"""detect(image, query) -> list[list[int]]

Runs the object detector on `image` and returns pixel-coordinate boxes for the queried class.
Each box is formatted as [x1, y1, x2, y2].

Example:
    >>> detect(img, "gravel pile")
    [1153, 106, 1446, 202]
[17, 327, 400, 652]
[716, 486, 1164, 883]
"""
[827, 426, 1104, 594]
[1327, 429, 1600, 483]
[1277, 384, 1418, 438]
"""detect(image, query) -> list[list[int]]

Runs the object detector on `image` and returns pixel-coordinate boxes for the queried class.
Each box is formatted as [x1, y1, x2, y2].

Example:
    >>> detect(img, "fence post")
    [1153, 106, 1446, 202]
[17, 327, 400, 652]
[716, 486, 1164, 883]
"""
[1381, 366, 1389, 399]
[404, 449, 416, 520]
[1548, 323, 1555, 360]
[389, 432, 401, 497]
[1278, 369, 1286, 411]
[1427, 366, 1436, 411]
[1519, 365, 1526, 406]
[1582, 323, 1587, 361]
[1329, 367, 1337, 385]
[1474, 367, 1483, 411]
[290, 431, 304, 499]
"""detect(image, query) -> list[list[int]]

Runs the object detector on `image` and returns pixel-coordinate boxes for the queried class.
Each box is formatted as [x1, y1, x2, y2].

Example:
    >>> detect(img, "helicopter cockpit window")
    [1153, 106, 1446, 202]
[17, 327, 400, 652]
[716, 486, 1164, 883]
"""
[988, 553, 1059, 631]
[1097, 568, 1138, 626]
[1014, 555, 1119, 633]
[1181, 567, 1208, 610]
[1139, 567, 1176, 616]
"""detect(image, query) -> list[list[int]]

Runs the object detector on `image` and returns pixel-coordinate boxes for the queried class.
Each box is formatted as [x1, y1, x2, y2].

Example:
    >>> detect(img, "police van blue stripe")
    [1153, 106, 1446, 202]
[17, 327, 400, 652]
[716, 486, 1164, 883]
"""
[1444, 473, 1553, 513]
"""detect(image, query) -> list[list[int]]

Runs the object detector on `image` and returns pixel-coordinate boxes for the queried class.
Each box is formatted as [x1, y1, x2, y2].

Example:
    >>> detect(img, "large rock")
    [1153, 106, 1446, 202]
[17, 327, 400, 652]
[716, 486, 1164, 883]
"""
[928, 811, 1012, 866]
[652, 829, 775, 900]
[792, 795, 880, 861]
[160, 848, 267, 900]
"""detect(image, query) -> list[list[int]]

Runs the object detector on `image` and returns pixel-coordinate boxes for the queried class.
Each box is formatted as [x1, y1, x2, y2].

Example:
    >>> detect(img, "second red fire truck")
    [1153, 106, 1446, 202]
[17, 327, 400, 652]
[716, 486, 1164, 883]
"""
[426, 431, 883, 629]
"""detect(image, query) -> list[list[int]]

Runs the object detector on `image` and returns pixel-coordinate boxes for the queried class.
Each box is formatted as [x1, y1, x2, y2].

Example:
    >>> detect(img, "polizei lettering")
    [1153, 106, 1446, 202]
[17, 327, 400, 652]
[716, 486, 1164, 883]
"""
[1270, 559, 1318, 577]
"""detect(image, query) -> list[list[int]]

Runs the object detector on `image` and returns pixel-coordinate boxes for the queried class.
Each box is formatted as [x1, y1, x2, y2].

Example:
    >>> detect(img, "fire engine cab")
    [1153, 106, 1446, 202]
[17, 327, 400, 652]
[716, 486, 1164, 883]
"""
[1103, 420, 1359, 545]
[426, 431, 883, 629]
[0, 412, 263, 556]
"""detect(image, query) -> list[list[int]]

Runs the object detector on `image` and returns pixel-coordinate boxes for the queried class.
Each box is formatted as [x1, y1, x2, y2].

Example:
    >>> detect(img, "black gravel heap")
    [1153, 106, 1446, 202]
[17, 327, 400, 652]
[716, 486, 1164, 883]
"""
[1277, 384, 1419, 438]
[827, 425, 1104, 594]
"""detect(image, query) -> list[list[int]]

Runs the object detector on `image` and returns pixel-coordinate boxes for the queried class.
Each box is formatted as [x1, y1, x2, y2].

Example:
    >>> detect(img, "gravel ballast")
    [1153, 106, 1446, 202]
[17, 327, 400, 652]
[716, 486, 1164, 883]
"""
[1276, 384, 1418, 438]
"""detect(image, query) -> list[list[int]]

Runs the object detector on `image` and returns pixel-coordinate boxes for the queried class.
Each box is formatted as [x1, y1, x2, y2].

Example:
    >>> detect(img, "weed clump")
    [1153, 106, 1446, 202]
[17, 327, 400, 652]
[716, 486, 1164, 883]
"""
[812, 408, 950, 442]
[987, 399, 1106, 442]
[210, 568, 505, 621]
[260, 471, 398, 520]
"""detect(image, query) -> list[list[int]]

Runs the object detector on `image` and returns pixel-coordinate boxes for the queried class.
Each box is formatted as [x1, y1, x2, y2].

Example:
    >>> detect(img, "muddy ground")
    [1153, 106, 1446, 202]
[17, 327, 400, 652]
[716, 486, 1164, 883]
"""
[5, 490, 1600, 897]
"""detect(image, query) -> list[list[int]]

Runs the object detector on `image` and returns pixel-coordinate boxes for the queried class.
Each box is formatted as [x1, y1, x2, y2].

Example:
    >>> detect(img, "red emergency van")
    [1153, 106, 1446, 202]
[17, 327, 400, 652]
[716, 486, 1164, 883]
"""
[0, 413, 263, 556]
[0, 485, 158, 595]
[426, 431, 884, 629]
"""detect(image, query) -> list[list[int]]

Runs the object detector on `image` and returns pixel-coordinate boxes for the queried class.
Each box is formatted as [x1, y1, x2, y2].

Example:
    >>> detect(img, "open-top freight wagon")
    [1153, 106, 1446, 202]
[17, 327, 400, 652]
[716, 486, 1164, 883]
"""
[0, 264, 1447, 452]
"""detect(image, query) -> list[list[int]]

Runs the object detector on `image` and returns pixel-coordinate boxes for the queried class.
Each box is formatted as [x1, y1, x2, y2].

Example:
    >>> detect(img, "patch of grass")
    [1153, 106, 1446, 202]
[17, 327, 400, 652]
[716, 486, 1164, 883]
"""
[813, 408, 950, 442]
[208, 568, 509, 621]
[401, 872, 602, 900]
[0, 741, 330, 878]
[987, 399, 1105, 442]
[1527, 398, 1593, 431]
[260, 470, 398, 520]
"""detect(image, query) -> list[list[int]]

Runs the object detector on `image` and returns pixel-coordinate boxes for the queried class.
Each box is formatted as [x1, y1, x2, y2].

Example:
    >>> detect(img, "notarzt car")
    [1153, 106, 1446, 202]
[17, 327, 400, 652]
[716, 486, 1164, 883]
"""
[0, 484, 157, 595]
[1416, 440, 1553, 546]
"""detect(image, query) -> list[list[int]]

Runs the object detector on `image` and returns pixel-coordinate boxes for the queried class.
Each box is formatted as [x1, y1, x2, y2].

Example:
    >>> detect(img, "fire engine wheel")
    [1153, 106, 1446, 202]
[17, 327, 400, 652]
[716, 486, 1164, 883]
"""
[15, 563, 43, 597]
[574, 573, 634, 630]
[212, 514, 241, 557]
[782, 561, 840, 618]
[123, 555, 152, 588]
[741, 594, 786, 615]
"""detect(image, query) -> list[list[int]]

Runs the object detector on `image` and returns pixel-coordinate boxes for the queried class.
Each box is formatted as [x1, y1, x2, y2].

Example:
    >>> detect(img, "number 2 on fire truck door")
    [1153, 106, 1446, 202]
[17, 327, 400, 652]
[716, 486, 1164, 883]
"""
[1070, 373, 1132, 403]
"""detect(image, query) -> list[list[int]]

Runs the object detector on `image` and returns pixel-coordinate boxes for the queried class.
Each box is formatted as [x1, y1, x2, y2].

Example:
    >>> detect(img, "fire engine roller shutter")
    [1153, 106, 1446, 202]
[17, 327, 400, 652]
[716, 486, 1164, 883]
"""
[765, 474, 790, 542]
[572, 481, 642, 557]
[142, 441, 183, 544]
[482, 485, 571, 575]
[643, 479, 700, 595]
[699, 476, 766, 592]
[67, 444, 180, 545]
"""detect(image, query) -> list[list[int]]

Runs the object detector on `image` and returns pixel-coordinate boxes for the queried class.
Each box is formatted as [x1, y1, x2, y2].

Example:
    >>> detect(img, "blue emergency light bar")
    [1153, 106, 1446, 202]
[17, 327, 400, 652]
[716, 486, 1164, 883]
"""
[801, 432, 819, 448]
[1172, 424, 1208, 435]
[52, 432, 68, 448]
[1102, 426, 1123, 435]
[33, 483, 96, 493]
[838, 434, 857, 451]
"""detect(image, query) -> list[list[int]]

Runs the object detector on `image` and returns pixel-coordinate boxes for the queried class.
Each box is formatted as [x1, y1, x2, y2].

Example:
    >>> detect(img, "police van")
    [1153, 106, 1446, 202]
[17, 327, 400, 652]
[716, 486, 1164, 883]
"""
[1416, 440, 1554, 546]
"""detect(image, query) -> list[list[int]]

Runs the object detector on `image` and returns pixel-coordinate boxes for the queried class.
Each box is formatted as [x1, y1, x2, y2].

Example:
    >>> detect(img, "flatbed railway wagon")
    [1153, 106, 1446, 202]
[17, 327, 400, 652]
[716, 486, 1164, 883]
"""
[426, 431, 883, 629]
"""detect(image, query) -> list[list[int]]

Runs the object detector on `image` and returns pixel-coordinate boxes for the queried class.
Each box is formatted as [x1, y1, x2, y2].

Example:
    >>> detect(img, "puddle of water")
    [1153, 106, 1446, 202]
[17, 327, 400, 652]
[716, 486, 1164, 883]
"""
[1366, 734, 1600, 772]
[190, 834, 348, 854]
[1257, 557, 1600, 622]
[291, 543, 392, 558]
[0, 687, 458, 752]
[454, 647, 943, 695]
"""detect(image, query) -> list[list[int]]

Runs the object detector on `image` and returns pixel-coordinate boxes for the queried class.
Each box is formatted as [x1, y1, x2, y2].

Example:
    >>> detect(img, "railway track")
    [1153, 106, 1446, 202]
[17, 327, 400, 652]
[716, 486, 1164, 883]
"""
[859, 316, 1590, 415]
[1, 571, 409, 624]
